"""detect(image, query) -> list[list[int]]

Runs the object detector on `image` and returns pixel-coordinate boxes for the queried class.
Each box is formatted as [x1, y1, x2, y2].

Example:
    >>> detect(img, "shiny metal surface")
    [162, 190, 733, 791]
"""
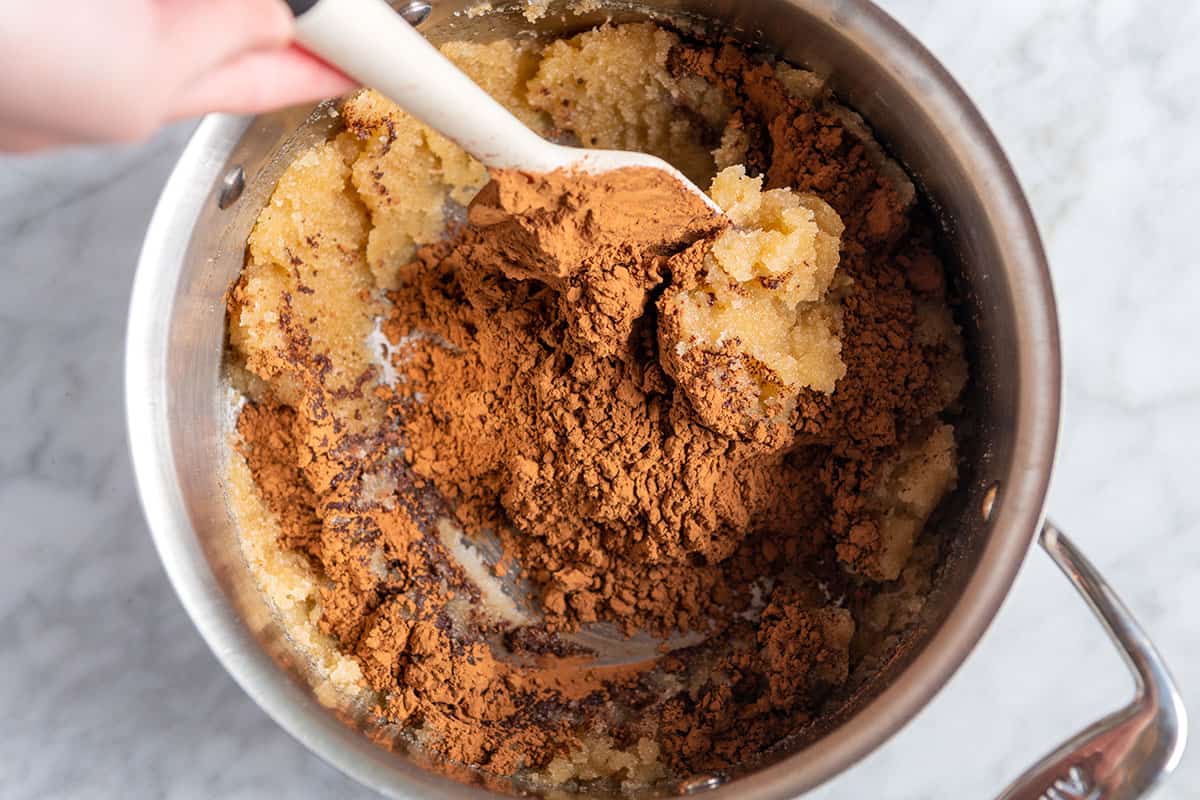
[125, 0, 1072, 797]
[996, 524, 1187, 800]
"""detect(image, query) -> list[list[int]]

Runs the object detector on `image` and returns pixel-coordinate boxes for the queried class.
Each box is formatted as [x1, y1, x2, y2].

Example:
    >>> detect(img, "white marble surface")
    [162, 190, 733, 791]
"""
[2, 1, 1198, 797]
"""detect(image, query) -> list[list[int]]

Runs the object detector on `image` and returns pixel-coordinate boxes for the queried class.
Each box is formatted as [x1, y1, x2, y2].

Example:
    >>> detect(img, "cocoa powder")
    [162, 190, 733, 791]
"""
[386, 212, 827, 633]
[469, 166, 725, 357]
[232, 29, 965, 788]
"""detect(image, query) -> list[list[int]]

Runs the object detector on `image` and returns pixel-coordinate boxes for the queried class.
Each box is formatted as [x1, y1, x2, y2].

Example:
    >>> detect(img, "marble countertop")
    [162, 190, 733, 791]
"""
[3, 1, 1197, 797]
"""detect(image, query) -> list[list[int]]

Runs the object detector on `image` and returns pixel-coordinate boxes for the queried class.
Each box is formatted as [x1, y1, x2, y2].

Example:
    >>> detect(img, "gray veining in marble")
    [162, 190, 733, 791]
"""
[2, 1, 1197, 798]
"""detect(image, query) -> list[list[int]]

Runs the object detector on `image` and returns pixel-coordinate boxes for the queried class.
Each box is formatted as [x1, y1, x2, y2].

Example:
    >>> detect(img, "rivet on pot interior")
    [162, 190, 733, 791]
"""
[396, 1, 432, 25]
[217, 165, 245, 210]
[981, 482, 999, 521]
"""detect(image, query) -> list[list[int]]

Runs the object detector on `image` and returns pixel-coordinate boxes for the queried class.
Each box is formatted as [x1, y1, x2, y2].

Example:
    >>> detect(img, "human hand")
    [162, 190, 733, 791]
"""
[0, 0, 358, 151]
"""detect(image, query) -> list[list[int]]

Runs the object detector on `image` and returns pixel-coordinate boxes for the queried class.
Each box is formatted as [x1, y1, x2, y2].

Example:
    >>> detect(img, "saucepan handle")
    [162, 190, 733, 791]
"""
[996, 522, 1187, 800]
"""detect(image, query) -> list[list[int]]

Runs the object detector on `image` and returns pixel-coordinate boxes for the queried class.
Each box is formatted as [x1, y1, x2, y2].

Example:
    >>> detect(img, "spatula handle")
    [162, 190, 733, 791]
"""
[286, 0, 565, 171]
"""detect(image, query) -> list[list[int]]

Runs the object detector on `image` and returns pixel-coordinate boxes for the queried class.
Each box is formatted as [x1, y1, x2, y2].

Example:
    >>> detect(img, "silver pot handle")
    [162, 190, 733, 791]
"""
[996, 522, 1188, 800]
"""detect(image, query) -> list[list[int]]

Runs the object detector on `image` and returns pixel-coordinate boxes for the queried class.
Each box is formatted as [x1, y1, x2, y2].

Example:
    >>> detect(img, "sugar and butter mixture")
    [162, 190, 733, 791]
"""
[225, 20, 966, 794]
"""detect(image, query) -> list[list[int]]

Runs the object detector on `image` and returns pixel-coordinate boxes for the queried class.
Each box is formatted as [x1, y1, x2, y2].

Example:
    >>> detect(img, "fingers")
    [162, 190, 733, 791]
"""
[0, 122, 68, 153]
[153, 0, 295, 81]
[158, 0, 356, 119]
[167, 45, 358, 119]
[0, 0, 350, 149]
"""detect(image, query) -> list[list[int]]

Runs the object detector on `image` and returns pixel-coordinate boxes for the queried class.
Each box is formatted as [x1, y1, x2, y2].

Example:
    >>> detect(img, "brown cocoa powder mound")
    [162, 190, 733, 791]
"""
[385, 230, 827, 632]
[230, 299, 696, 774]
[651, 576, 854, 775]
[469, 166, 725, 358]
[234, 402, 323, 560]
[229, 324, 599, 771]
[235, 393, 650, 773]
[227, 300, 405, 632]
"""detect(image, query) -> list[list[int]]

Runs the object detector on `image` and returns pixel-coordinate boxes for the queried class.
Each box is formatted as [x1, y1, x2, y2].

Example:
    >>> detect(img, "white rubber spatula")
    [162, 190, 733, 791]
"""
[284, 0, 720, 213]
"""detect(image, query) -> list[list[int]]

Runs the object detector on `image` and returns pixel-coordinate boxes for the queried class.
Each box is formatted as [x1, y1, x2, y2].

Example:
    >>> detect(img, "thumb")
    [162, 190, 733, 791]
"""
[168, 45, 357, 119]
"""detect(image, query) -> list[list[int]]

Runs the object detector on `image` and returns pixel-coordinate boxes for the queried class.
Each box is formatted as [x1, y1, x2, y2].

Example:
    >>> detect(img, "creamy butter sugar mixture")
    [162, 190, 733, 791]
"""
[225, 20, 967, 794]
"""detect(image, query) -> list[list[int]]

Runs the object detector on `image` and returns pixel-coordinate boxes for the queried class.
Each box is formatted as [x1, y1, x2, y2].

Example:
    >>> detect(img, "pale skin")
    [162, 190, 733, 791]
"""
[0, 0, 357, 151]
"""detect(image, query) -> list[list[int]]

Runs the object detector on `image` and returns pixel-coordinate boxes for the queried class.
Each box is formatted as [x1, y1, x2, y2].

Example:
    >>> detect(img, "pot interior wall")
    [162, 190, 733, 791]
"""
[159, 0, 1033, 796]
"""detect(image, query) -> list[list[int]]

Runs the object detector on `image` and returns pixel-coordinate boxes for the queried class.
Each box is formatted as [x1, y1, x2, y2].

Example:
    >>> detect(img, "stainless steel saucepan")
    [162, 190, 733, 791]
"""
[125, 1, 1186, 797]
